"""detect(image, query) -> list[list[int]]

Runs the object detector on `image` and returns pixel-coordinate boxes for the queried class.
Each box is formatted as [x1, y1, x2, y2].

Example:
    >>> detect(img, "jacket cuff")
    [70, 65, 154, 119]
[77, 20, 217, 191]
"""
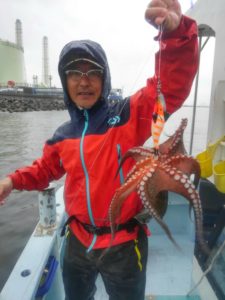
[8, 172, 23, 190]
[154, 15, 198, 41]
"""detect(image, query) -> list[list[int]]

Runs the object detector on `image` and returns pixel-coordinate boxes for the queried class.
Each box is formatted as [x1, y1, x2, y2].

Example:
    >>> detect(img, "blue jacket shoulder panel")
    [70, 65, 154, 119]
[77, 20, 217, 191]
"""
[107, 97, 130, 127]
[46, 120, 81, 144]
[47, 97, 131, 144]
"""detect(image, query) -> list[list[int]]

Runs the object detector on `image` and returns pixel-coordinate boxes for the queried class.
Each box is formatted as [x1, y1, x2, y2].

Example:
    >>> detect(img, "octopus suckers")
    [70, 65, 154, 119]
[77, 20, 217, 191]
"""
[174, 174, 180, 180]
[188, 188, 193, 194]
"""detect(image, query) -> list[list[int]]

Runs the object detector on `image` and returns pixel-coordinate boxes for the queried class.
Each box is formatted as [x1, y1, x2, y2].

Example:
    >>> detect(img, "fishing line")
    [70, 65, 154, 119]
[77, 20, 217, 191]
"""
[88, 51, 153, 173]
[156, 23, 164, 102]
[89, 24, 164, 172]
[157, 23, 164, 84]
[151, 21, 166, 154]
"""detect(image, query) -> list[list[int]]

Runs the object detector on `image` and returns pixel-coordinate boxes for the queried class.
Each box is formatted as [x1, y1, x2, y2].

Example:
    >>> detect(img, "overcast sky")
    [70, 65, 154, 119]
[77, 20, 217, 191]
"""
[0, 0, 214, 104]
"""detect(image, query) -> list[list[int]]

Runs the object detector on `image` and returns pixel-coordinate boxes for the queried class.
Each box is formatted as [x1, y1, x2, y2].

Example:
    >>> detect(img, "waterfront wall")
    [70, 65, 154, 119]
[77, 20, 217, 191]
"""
[0, 94, 65, 112]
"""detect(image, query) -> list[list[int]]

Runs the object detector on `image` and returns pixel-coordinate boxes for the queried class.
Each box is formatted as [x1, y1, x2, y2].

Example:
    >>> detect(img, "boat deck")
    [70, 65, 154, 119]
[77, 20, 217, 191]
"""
[95, 195, 197, 299]
[0, 188, 217, 300]
[95, 233, 197, 299]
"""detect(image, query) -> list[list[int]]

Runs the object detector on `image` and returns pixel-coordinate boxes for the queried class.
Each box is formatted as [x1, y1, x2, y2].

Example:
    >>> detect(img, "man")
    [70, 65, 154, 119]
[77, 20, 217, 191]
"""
[0, 1, 199, 299]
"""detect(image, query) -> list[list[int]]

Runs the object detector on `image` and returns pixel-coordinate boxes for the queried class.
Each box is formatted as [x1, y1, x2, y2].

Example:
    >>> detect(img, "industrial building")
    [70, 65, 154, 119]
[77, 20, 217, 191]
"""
[0, 19, 26, 86]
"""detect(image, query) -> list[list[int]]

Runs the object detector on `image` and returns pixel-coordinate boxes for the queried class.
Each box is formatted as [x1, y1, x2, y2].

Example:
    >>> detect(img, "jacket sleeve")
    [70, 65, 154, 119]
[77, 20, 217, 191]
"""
[129, 15, 199, 145]
[8, 143, 65, 191]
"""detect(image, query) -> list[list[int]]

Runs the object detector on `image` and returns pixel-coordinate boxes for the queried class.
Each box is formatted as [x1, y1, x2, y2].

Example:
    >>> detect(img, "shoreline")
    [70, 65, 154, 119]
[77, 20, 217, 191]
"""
[0, 94, 65, 112]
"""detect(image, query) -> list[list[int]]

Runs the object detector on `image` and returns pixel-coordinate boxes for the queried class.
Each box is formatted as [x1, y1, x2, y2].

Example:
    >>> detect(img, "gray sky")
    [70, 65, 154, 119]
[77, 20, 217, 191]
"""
[0, 0, 214, 104]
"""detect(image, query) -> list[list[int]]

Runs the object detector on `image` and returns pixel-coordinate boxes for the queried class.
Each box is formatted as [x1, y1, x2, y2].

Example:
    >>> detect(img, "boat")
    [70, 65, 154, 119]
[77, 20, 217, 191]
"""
[0, 186, 220, 300]
[1, 0, 225, 299]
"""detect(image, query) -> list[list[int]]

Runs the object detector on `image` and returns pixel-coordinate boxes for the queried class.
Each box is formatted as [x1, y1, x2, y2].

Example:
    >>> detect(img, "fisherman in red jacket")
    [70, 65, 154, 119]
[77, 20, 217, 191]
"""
[0, 1, 199, 299]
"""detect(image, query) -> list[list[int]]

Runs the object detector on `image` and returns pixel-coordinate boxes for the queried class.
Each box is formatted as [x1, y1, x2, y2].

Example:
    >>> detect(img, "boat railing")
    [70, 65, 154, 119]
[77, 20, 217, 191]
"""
[0, 184, 66, 300]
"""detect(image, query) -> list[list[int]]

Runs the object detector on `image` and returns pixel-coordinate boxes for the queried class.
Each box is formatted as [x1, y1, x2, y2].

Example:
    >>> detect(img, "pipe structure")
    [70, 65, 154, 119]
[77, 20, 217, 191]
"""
[42, 36, 49, 86]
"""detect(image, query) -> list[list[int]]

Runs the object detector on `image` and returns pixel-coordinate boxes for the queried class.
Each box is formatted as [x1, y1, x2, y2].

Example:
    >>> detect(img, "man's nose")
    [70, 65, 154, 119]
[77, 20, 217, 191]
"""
[79, 74, 90, 85]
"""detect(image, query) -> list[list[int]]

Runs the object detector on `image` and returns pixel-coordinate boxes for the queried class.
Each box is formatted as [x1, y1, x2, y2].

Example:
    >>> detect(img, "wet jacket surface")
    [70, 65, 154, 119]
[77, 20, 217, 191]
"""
[9, 16, 199, 249]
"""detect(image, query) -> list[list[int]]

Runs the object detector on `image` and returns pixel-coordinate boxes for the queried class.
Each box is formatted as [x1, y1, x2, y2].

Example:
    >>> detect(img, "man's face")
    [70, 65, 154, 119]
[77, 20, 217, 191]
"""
[66, 61, 103, 109]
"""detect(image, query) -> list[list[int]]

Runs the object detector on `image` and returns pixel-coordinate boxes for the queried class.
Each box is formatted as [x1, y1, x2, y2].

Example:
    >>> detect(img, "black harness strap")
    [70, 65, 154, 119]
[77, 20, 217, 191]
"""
[60, 215, 140, 237]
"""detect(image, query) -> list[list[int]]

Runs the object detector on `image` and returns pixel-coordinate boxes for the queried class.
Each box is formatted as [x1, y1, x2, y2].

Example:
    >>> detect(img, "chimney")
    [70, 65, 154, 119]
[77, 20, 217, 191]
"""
[15, 19, 23, 49]
[42, 36, 50, 86]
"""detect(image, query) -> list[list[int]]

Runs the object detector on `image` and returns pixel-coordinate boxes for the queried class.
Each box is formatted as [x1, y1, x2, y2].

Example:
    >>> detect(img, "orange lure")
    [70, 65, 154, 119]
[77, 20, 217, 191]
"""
[151, 93, 166, 155]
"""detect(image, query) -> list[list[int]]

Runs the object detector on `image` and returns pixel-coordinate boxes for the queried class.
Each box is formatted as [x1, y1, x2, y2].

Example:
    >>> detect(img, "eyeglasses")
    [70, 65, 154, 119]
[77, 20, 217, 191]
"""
[65, 69, 103, 82]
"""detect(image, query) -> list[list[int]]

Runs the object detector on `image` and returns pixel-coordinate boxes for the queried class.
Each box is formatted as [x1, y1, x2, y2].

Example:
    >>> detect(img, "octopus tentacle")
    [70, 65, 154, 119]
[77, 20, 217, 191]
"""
[163, 155, 201, 221]
[125, 157, 155, 182]
[121, 146, 153, 162]
[159, 118, 188, 155]
[109, 169, 146, 239]
[137, 176, 181, 250]
[115, 147, 154, 179]
[162, 155, 201, 187]
[146, 166, 209, 254]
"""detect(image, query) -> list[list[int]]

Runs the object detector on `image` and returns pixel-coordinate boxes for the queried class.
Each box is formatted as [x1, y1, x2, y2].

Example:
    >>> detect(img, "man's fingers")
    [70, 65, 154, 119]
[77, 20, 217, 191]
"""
[147, 0, 169, 9]
[145, 0, 182, 31]
[151, 0, 178, 8]
[0, 194, 6, 205]
[145, 7, 167, 24]
[0, 178, 13, 205]
[155, 16, 167, 26]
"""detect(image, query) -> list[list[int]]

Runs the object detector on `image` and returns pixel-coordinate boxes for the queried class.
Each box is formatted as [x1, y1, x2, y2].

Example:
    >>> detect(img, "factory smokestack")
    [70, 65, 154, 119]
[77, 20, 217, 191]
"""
[42, 36, 50, 86]
[15, 19, 23, 49]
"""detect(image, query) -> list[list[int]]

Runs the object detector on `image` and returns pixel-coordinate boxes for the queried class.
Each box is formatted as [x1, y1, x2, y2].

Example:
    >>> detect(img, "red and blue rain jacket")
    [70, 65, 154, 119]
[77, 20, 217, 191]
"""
[9, 16, 199, 249]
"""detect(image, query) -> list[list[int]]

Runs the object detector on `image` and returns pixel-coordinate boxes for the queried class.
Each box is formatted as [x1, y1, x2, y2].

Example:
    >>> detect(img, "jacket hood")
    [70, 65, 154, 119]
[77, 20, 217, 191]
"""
[58, 40, 111, 119]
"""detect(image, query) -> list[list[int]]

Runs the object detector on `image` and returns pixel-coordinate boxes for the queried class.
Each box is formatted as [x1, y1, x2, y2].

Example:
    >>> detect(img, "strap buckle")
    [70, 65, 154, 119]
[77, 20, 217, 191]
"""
[83, 223, 110, 235]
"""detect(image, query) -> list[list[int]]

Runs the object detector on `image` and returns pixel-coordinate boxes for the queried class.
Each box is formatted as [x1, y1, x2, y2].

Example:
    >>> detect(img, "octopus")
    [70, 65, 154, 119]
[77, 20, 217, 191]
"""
[109, 118, 209, 254]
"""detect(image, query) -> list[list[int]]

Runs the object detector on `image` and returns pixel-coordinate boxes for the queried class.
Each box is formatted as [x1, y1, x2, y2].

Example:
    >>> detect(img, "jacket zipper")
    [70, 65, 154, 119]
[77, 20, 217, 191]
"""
[116, 144, 125, 184]
[80, 109, 97, 251]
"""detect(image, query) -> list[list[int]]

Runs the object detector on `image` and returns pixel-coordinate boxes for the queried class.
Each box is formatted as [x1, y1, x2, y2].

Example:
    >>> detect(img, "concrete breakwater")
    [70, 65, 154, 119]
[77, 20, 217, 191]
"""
[0, 94, 66, 112]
